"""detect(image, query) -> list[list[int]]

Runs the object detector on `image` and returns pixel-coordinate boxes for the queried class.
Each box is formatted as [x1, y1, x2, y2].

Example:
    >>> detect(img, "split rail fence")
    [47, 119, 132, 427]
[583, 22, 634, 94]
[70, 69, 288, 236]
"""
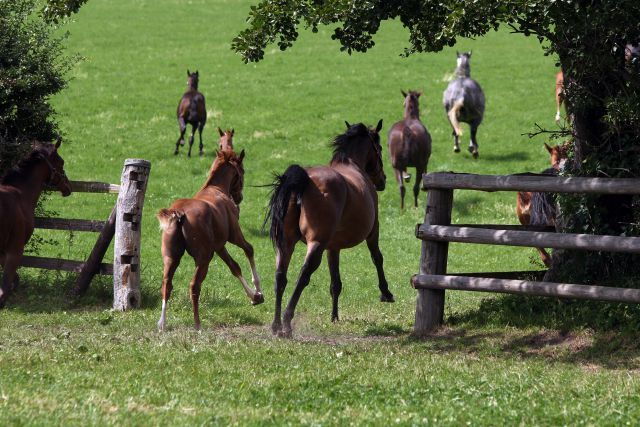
[22, 159, 150, 310]
[412, 172, 640, 335]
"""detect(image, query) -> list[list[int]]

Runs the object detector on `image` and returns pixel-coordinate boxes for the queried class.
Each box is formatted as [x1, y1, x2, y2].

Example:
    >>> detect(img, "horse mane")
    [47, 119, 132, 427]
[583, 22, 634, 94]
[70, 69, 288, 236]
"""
[330, 123, 369, 164]
[1, 143, 53, 185]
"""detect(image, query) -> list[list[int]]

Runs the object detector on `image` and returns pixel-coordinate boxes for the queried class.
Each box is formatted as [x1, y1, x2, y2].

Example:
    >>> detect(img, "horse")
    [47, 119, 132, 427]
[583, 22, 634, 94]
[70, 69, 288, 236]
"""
[175, 70, 207, 157]
[387, 90, 432, 209]
[516, 142, 570, 267]
[554, 70, 568, 124]
[217, 127, 235, 151]
[156, 149, 263, 331]
[265, 120, 394, 338]
[443, 51, 486, 158]
[0, 140, 72, 307]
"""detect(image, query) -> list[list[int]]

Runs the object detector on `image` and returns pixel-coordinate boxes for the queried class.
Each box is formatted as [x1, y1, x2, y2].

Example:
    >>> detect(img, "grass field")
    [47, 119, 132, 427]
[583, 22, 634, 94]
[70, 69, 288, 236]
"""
[2, 0, 640, 424]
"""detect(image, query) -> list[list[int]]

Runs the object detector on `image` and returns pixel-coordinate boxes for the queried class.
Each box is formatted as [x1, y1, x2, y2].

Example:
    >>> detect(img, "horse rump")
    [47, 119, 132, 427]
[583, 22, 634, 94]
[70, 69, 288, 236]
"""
[264, 165, 310, 252]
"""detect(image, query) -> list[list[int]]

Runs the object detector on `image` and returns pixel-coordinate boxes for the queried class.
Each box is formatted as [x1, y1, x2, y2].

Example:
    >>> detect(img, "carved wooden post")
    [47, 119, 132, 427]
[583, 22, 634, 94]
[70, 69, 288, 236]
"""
[113, 159, 151, 310]
[414, 188, 453, 336]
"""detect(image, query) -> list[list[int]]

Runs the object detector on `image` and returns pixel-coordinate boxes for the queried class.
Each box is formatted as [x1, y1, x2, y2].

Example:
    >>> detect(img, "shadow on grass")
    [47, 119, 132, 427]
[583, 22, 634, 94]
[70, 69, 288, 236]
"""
[479, 150, 531, 162]
[452, 195, 485, 216]
[407, 292, 640, 370]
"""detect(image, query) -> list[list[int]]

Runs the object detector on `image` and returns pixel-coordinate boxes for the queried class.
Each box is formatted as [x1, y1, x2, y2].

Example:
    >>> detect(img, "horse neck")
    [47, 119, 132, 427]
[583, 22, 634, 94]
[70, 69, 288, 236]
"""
[200, 165, 233, 196]
[455, 64, 470, 78]
[8, 162, 49, 210]
[404, 103, 419, 120]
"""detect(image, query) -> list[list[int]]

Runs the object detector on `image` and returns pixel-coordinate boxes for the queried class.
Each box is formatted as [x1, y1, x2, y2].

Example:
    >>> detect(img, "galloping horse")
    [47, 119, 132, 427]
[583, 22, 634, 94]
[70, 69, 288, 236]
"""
[265, 120, 394, 338]
[443, 51, 486, 158]
[0, 141, 72, 307]
[175, 70, 207, 157]
[516, 142, 570, 267]
[217, 127, 235, 151]
[157, 149, 263, 331]
[387, 90, 432, 209]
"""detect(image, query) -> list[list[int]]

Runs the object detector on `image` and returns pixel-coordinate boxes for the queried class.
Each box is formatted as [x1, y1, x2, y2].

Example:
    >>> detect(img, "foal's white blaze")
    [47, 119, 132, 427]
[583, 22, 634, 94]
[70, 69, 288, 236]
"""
[157, 299, 167, 330]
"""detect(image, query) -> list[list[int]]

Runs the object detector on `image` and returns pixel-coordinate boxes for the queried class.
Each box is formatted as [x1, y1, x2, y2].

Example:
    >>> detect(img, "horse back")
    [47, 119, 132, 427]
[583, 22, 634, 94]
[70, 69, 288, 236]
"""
[443, 77, 485, 122]
[300, 165, 377, 249]
[177, 91, 206, 124]
[388, 120, 431, 169]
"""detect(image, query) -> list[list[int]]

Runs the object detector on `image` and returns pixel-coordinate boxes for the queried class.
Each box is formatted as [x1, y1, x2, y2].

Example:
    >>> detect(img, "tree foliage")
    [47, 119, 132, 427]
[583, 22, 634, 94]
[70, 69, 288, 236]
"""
[233, 0, 640, 280]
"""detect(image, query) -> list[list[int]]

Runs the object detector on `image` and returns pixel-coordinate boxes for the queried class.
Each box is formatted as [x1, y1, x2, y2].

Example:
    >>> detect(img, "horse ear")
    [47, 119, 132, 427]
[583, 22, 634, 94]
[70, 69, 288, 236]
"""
[218, 127, 224, 137]
[467, 51, 472, 57]
[231, 128, 235, 136]
[187, 69, 191, 76]
[345, 121, 351, 129]
[375, 119, 383, 133]
[54, 137, 62, 149]
[417, 90, 423, 97]
[401, 90, 407, 98]
[544, 142, 553, 154]
[238, 149, 245, 163]
[195, 70, 199, 76]
[456, 51, 460, 57]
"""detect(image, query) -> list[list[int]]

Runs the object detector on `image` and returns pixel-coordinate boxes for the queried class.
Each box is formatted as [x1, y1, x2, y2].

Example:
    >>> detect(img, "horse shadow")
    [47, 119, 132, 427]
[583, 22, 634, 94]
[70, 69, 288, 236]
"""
[479, 150, 531, 162]
[407, 293, 640, 370]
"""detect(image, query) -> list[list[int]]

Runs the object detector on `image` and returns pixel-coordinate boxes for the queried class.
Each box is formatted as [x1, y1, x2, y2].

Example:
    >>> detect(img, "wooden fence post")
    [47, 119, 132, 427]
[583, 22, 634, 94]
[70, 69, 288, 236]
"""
[113, 159, 151, 310]
[414, 188, 453, 336]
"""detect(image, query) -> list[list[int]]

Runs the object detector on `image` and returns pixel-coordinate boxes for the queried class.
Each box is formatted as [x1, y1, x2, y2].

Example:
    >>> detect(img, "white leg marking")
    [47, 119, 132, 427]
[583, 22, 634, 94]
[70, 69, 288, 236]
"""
[157, 299, 167, 331]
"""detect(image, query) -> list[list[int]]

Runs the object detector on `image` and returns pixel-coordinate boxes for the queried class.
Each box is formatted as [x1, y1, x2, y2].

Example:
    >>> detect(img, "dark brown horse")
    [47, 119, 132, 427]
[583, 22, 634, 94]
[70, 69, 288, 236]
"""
[175, 70, 207, 157]
[516, 142, 570, 266]
[265, 120, 394, 338]
[217, 127, 235, 151]
[157, 149, 263, 331]
[0, 141, 72, 307]
[387, 90, 432, 209]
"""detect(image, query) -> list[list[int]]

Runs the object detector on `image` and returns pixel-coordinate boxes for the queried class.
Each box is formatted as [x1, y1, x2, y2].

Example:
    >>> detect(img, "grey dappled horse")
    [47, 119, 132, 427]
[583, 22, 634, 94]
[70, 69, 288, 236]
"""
[443, 52, 485, 158]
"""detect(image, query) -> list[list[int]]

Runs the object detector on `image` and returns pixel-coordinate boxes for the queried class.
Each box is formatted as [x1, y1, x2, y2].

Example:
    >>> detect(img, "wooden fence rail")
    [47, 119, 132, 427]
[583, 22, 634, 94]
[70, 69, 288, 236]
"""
[413, 172, 640, 336]
[21, 159, 150, 309]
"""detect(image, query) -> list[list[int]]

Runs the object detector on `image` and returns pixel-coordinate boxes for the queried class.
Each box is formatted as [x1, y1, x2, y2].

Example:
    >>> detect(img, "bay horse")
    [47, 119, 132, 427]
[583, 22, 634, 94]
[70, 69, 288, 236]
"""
[0, 141, 72, 307]
[387, 90, 432, 209]
[175, 70, 207, 157]
[516, 142, 570, 267]
[217, 127, 235, 151]
[156, 149, 263, 331]
[443, 51, 485, 158]
[265, 120, 394, 338]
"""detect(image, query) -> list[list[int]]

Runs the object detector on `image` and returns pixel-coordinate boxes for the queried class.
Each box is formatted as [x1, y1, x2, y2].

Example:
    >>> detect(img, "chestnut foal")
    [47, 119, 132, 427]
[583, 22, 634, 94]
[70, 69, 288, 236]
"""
[157, 149, 263, 330]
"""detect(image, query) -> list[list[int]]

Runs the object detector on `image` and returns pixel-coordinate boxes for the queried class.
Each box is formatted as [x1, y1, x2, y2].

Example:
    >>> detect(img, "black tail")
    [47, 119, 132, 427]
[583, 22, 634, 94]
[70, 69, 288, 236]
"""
[264, 165, 310, 252]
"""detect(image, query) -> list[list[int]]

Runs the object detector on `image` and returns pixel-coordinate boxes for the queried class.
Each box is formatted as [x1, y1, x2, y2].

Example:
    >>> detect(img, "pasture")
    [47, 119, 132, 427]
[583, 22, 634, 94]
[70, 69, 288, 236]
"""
[2, 0, 640, 424]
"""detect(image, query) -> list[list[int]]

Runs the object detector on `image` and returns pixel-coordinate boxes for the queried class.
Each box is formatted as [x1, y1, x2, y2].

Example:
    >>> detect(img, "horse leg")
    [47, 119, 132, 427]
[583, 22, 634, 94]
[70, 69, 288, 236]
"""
[216, 246, 263, 305]
[189, 258, 211, 331]
[198, 122, 205, 156]
[327, 250, 342, 322]
[366, 224, 394, 303]
[280, 242, 325, 338]
[0, 253, 22, 308]
[469, 121, 480, 158]
[394, 168, 405, 210]
[187, 125, 197, 158]
[413, 166, 425, 208]
[538, 248, 552, 268]
[228, 232, 264, 304]
[175, 117, 187, 155]
[157, 253, 182, 331]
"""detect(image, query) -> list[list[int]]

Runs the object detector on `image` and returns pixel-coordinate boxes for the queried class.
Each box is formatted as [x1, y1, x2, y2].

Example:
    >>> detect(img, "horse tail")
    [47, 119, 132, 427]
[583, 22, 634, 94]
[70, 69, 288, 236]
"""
[157, 208, 186, 232]
[448, 99, 464, 136]
[264, 165, 310, 253]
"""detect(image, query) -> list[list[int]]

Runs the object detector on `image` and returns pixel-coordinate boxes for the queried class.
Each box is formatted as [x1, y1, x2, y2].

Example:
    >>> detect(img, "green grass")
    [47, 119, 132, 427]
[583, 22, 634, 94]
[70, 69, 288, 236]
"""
[2, 0, 640, 424]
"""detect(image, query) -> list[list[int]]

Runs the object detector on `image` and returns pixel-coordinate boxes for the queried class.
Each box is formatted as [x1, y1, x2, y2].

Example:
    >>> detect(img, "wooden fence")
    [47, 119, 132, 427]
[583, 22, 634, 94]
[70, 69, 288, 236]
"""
[412, 172, 640, 335]
[23, 159, 150, 310]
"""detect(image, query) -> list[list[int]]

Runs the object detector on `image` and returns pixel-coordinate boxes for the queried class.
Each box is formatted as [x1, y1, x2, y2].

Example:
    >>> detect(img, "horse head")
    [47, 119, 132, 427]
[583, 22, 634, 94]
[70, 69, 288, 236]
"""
[186, 69, 199, 90]
[365, 120, 386, 191]
[544, 141, 570, 171]
[45, 139, 72, 197]
[455, 51, 472, 77]
[402, 90, 422, 119]
[218, 127, 235, 151]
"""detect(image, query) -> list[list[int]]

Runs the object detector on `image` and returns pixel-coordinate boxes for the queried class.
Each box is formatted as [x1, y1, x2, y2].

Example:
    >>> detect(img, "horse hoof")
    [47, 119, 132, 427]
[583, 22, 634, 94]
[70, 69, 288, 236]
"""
[472, 151, 479, 159]
[277, 329, 293, 339]
[380, 293, 395, 303]
[402, 172, 411, 182]
[271, 322, 281, 335]
[252, 293, 265, 305]
[453, 147, 460, 153]
[331, 315, 339, 323]
[174, 151, 179, 155]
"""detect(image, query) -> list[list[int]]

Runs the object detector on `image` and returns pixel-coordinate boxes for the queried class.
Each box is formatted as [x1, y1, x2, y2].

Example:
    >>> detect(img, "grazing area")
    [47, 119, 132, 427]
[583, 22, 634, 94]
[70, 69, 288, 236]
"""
[2, 0, 640, 424]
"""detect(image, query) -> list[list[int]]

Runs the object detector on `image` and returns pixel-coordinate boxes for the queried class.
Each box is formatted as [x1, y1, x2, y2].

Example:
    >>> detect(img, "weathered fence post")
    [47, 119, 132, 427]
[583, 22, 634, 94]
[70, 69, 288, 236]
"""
[414, 188, 453, 336]
[113, 159, 151, 310]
